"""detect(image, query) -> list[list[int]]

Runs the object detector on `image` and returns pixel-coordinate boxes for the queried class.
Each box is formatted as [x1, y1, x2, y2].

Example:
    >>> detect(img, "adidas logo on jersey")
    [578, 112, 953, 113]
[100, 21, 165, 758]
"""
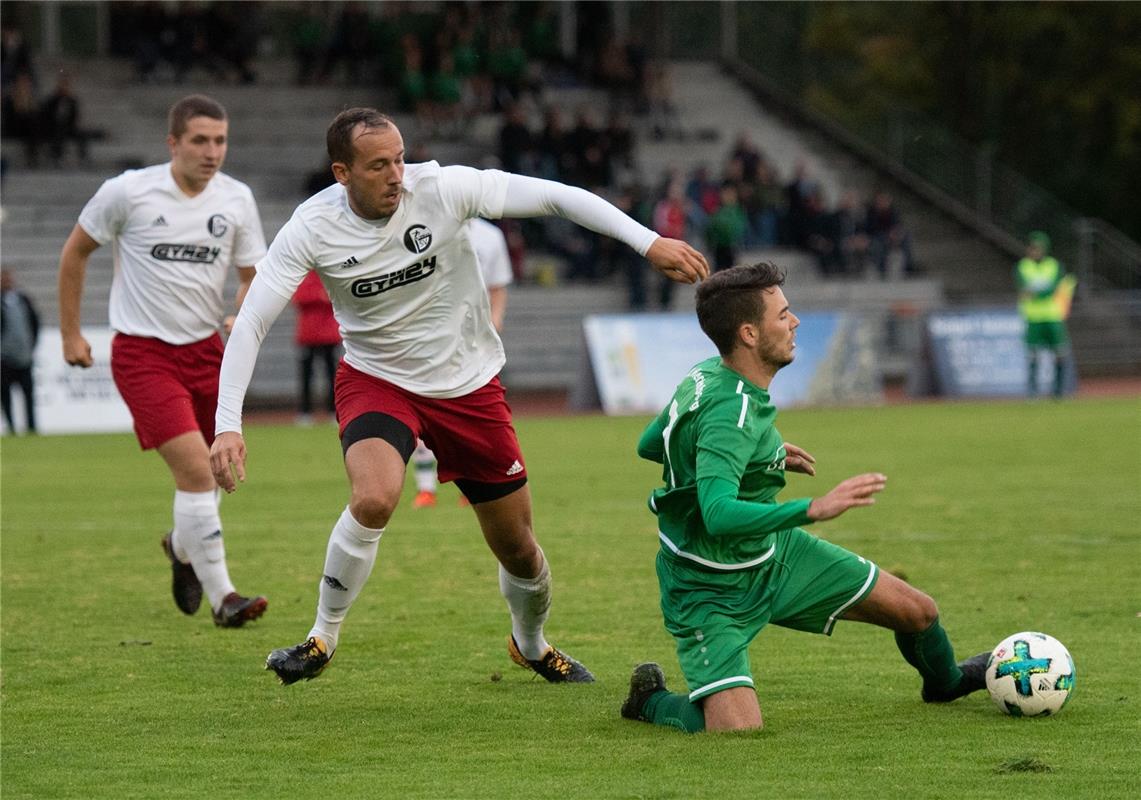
[152, 215, 168, 226]
[506, 460, 524, 476]
[339, 256, 359, 268]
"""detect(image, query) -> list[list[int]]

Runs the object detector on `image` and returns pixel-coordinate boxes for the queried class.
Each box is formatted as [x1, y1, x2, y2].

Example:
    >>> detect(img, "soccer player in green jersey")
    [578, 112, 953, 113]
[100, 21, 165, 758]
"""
[621, 262, 989, 733]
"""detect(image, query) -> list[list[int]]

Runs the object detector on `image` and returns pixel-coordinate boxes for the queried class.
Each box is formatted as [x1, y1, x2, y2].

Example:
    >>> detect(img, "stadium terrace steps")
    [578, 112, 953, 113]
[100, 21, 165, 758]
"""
[4, 57, 1132, 404]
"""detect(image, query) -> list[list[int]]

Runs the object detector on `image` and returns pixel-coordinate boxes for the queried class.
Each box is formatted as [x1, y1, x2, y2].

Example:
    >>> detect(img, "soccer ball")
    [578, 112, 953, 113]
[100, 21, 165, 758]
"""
[985, 631, 1075, 717]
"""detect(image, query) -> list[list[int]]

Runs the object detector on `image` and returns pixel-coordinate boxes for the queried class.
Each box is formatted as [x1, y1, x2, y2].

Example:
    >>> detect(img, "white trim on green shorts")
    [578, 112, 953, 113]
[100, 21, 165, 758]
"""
[659, 531, 776, 571]
[689, 674, 755, 702]
[822, 558, 878, 635]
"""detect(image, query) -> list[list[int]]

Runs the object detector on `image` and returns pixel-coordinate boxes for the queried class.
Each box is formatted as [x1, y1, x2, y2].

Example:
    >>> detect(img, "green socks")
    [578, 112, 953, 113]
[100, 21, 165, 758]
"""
[643, 690, 707, 733]
[895, 616, 963, 696]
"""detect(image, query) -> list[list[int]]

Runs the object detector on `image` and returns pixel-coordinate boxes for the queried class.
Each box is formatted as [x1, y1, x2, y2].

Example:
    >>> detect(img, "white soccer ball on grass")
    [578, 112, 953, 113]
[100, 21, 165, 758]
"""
[985, 631, 1075, 717]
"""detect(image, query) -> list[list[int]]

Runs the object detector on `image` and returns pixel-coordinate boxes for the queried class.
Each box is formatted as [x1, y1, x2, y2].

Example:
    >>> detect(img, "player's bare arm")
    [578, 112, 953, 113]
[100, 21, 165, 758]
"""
[210, 431, 247, 493]
[807, 472, 886, 521]
[783, 442, 816, 476]
[57, 224, 102, 368]
[646, 237, 710, 284]
[224, 266, 257, 335]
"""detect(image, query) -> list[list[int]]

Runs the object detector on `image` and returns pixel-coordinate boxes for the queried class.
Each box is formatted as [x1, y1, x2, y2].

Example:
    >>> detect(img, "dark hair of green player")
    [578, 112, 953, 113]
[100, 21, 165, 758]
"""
[695, 261, 786, 355]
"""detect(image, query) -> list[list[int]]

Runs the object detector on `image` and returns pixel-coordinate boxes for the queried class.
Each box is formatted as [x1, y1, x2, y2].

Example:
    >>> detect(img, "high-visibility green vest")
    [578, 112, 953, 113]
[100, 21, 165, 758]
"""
[1017, 257, 1065, 322]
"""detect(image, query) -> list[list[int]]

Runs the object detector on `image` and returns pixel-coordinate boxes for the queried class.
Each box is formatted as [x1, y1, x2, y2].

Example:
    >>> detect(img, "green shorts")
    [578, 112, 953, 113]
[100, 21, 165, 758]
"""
[656, 527, 878, 701]
[1025, 321, 1068, 349]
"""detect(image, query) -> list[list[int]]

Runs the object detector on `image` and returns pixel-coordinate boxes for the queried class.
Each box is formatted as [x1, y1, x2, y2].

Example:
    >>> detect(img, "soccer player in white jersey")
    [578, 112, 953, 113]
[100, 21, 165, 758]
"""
[411, 217, 513, 508]
[210, 108, 709, 685]
[57, 95, 269, 628]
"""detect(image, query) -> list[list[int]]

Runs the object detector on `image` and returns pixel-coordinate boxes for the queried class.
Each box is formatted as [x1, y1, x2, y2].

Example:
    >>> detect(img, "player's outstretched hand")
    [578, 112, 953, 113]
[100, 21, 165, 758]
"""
[807, 472, 886, 521]
[210, 431, 247, 493]
[784, 442, 816, 476]
[62, 333, 93, 368]
[646, 237, 710, 284]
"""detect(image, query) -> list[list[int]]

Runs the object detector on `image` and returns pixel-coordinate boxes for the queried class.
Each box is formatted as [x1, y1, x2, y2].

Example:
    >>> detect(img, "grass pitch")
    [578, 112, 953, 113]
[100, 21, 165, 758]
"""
[2, 397, 1139, 798]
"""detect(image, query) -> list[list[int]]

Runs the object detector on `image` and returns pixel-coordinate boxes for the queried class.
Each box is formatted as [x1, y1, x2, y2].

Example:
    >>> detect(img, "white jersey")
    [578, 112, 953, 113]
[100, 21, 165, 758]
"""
[254, 161, 510, 398]
[77, 163, 267, 344]
[469, 218, 513, 290]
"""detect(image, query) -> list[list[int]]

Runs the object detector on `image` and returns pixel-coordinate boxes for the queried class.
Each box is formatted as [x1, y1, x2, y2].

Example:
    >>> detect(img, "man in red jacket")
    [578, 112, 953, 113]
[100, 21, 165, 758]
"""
[292, 270, 342, 425]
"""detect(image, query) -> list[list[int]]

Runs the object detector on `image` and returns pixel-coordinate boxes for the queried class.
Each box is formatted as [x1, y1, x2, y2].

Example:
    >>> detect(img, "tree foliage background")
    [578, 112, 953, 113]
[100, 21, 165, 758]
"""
[738, 1, 1141, 239]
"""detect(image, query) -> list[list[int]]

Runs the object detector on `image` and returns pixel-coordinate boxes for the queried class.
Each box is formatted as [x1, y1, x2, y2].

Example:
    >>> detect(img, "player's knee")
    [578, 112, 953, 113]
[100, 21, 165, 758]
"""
[489, 528, 541, 575]
[349, 492, 397, 529]
[901, 590, 939, 633]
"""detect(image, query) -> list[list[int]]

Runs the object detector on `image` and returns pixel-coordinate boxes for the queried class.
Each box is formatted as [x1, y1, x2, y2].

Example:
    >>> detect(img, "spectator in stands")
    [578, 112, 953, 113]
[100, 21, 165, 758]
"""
[685, 164, 719, 236]
[751, 161, 782, 247]
[1, 267, 40, 435]
[57, 94, 268, 628]
[292, 271, 341, 426]
[126, 1, 179, 83]
[650, 180, 691, 309]
[412, 218, 514, 508]
[487, 27, 529, 110]
[834, 190, 869, 275]
[320, 1, 373, 85]
[288, 5, 326, 86]
[428, 52, 464, 139]
[784, 158, 818, 249]
[208, 107, 709, 689]
[536, 105, 570, 181]
[397, 34, 429, 123]
[1, 72, 41, 167]
[806, 187, 846, 276]
[730, 132, 765, 183]
[568, 107, 609, 189]
[451, 24, 491, 114]
[1016, 231, 1073, 398]
[645, 61, 683, 141]
[705, 182, 748, 272]
[865, 190, 914, 279]
[604, 109, 637, 185]
[1, 21, 35, 91]
[40, 72, 92, 167]
[498, 102, 534, 175]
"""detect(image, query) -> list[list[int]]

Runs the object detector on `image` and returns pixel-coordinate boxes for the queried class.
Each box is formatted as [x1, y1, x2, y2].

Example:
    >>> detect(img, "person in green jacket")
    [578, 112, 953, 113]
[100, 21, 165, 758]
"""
[1016, 231, 1073, 397]
[621, 262, 988, 733]
[705, 182, 748, 272]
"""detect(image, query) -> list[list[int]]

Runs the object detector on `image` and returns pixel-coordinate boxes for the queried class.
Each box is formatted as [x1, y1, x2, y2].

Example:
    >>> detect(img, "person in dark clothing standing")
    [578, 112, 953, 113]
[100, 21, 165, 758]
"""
[1, 268, 40, 434]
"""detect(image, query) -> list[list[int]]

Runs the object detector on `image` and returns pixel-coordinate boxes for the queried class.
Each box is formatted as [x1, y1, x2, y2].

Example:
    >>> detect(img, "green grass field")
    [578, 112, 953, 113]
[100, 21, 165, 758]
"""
[2, 397, 1139, 799]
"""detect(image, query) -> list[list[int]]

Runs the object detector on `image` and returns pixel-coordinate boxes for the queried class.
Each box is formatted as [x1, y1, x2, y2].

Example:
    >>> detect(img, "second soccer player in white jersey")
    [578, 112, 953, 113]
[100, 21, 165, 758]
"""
[210, 108, 709, 685]
[411, 217, 513, 508]
[57, 94, 269, 628]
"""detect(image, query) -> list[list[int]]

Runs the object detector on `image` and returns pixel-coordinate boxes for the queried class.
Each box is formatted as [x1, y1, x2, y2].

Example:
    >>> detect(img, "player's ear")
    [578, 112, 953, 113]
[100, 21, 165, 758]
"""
[331, 161, 351, 186]
[738, 322, 758, 348]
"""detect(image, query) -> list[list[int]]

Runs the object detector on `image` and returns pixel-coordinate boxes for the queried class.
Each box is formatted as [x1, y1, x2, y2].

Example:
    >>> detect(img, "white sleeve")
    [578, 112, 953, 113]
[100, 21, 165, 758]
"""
[436, 165, 511, 220]
[500, 174, 660, 257]
[232, 189, 268, 267]
[76, 175, 130, 245]
[473, 220, 513, 289]
[214, 276, 292, 435]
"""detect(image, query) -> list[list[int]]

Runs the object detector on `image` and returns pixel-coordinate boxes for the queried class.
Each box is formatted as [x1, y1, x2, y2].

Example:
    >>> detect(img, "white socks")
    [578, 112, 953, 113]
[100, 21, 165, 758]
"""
[309, 506, 384, 653]
[499, 555, 552, 660]
[171, 489, 235, 611]
[412, 440, 437, 493]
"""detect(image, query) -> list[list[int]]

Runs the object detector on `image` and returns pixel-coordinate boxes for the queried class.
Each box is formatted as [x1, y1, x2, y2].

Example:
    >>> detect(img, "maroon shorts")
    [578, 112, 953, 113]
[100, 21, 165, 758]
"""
[335, 361, 526, 485]
[111, 333, 223, 450]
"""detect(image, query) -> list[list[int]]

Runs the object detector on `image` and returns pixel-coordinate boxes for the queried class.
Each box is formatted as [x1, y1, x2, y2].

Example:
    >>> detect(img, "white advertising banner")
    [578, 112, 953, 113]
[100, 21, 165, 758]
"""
[25, 328, 134, 435]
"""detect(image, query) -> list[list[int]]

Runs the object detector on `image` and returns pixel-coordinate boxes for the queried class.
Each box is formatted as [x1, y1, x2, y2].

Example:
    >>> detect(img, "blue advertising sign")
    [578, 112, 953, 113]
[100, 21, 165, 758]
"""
[925, 309, 1077, 397]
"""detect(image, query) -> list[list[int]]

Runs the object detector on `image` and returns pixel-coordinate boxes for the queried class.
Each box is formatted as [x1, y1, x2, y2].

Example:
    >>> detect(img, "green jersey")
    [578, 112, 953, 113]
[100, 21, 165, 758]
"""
[638, 357, 813, 570]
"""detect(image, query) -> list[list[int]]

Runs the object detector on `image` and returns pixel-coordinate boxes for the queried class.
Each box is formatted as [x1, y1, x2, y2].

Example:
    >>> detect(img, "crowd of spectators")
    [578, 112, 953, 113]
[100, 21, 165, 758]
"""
[110, 2, 260, 85]
[4, 3, 913, 295]
[1, 22, 100, 169]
